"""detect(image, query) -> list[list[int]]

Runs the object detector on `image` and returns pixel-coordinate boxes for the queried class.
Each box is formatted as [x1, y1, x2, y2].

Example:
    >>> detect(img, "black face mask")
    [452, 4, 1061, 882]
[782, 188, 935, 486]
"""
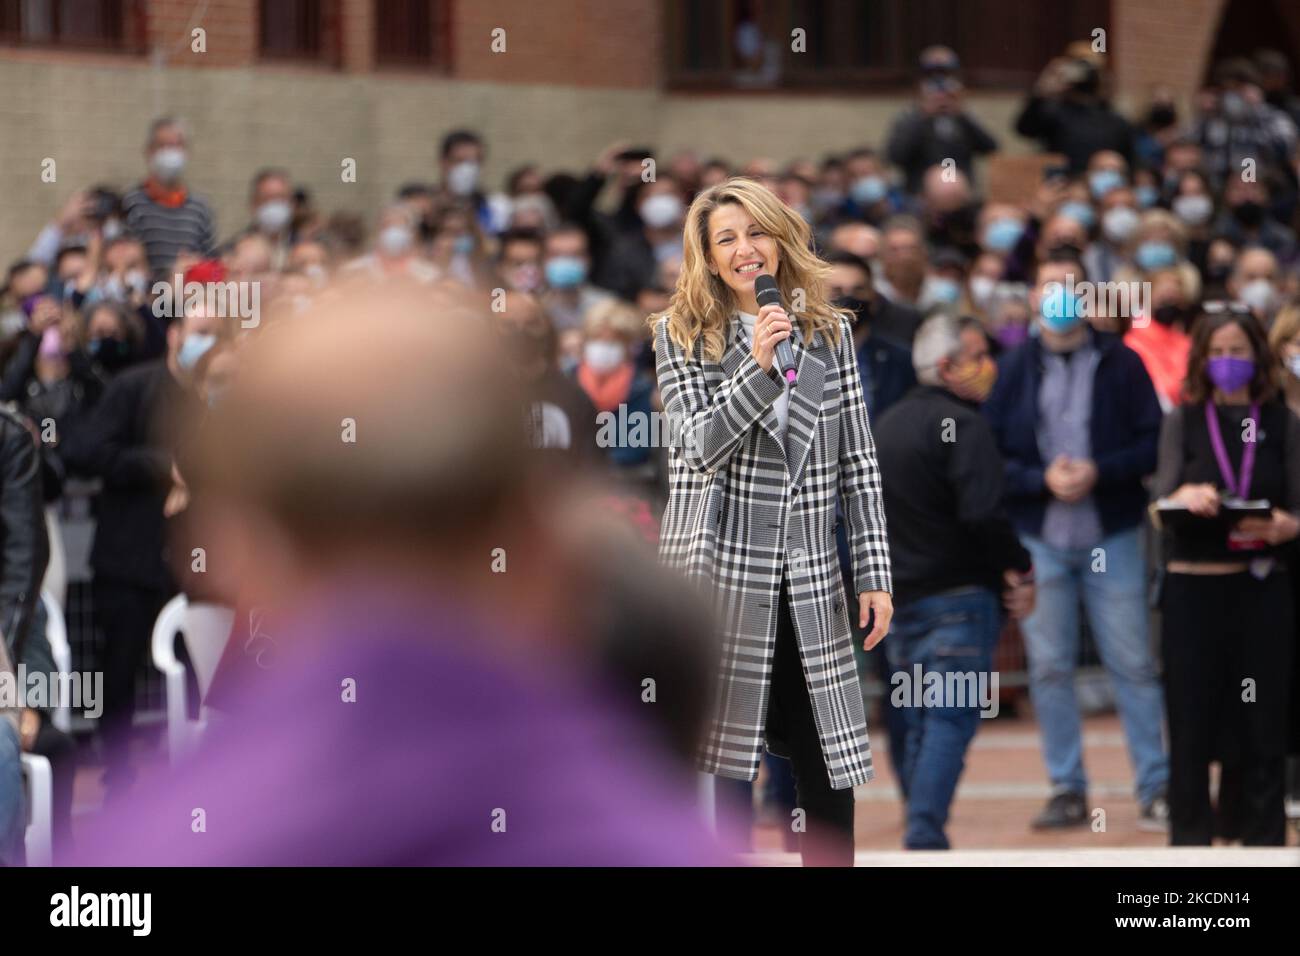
[1147, 105, 1177, 128]
[88, 337, 134, 371]
[836, 295, 873, 326]
[1152, 303, 1188, 326]
[1206, 262, 1232, 285]
[1232, 200, 1266, 227]
[1045, 242, 1084, 262]
[938, 203, 978, 234]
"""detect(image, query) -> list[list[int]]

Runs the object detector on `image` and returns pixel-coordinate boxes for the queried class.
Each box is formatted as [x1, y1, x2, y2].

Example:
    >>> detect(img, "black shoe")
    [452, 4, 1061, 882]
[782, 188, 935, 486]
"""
[1031, 791, 1088, 829]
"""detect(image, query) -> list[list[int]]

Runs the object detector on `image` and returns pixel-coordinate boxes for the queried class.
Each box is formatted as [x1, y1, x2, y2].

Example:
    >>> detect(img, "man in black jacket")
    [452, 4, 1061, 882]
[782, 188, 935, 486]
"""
[885, 48, 999, 194]
[0, 402, 48, 864]
[1015, 57, 1136, 172]
[872, 315, 1034, 850]
[0, 406, 48, 655]
[63, 307, 213, 796]
[493, 292, 602, 472]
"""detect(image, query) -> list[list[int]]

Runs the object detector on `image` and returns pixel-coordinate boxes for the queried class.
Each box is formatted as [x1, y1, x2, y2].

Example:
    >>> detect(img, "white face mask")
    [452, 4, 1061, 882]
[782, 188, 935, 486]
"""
[1287, 354, 1300, 379]
[447, 161, 480, 197]
[640, 194, 684, 230]
[378, 225, 413, 258]
[584, 340, 626, 373]
[1172, 194, 1213, 226]
[150, 147, 187, 184]
[255, 199, 292, 234]
[1238, 278, 1277, 315]
[969, 275, 997, 309]
[1102, 206, 1140, 244]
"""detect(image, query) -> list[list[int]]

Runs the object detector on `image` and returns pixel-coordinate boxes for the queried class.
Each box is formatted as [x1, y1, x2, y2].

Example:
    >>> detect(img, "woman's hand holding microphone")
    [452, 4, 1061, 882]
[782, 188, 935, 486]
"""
[751, 303, 792, 374]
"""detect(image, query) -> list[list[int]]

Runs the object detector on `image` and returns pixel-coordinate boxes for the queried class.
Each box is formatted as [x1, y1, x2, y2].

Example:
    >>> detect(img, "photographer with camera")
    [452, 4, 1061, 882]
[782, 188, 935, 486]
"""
[1015, 53, 1137, 172]
[26, 186, 123, 271]
[885, 47, 999, 195]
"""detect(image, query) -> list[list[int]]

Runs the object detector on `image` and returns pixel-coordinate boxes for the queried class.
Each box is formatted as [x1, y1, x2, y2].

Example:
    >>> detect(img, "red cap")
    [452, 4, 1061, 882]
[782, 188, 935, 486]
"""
[184, 259, 226, 286]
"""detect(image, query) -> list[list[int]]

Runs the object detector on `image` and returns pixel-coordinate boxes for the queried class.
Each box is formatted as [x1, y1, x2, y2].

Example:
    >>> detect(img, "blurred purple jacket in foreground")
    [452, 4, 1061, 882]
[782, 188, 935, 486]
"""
[75, 580, 725, 866]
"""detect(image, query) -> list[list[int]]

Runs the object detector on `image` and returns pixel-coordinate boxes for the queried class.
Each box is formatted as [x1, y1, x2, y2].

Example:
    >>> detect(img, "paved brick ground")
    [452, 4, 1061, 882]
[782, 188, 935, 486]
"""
[747, 711, 1300, 853]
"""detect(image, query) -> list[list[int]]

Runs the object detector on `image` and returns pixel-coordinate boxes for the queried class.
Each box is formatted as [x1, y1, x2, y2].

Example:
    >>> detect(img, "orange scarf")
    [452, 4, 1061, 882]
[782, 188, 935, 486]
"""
[143, 177, 188, 208]
[1124, 321, 1190, 408]
[578, 362, 635, 412]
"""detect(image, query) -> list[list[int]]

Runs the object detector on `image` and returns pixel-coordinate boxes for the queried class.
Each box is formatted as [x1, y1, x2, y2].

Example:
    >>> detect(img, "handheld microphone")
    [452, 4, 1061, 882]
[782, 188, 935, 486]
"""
[754, 273, 797, 386]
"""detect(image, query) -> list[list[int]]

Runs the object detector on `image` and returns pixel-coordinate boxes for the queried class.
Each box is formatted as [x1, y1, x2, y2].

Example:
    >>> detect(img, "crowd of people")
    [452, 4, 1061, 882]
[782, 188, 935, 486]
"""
[2, 39, 1300, 863]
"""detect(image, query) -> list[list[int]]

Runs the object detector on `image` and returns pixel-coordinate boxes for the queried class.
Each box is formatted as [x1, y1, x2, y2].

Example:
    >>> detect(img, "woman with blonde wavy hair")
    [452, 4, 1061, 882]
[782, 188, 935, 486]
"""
[651, 177, 892, 866]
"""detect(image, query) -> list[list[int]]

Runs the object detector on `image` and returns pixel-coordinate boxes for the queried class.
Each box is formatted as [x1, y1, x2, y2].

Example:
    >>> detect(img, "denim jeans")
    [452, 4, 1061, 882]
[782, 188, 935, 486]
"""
[886, 586, 1001, 849]
[1020, 526, 1168, 804]
[0, 719, 23, 866]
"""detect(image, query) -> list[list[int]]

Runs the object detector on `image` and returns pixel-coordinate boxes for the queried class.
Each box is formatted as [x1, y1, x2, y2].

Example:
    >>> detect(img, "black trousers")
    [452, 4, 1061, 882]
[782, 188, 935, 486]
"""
[765, 576, 856, 866]
[1160, 570, 1293, 846]
[93, 580, 172, 791]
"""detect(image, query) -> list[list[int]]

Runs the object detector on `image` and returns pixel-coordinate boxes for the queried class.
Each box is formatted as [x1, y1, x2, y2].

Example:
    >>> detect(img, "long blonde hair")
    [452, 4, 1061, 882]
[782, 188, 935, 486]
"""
[650, 177, 846, 362]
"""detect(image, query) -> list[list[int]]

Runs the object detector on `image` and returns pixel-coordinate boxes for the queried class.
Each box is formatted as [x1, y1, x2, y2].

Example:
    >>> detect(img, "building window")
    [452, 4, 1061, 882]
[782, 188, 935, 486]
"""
[259, 0, 341, 65]
[665, 0, 1111, 91]
[0, 0, 144, 52]
[375, 0, 449, 69]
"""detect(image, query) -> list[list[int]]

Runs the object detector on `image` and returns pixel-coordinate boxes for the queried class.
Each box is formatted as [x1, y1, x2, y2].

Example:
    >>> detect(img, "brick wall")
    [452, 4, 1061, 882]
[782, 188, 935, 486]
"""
[453, 0, 659, 88]
[0, 0, 1232, 265]
[1111, 0, 1226, 111]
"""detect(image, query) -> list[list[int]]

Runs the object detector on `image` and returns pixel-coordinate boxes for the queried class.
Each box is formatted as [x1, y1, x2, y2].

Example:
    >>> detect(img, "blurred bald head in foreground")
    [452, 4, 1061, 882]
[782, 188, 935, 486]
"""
[193, 281, 541, 610]
[75, 279, 726, 866]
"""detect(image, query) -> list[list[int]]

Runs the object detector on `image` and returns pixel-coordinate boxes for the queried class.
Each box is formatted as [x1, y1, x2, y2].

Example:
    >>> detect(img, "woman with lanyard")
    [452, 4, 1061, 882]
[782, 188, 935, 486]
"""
[1151, 302, 1300, 845]
[652, 178, 893, 866]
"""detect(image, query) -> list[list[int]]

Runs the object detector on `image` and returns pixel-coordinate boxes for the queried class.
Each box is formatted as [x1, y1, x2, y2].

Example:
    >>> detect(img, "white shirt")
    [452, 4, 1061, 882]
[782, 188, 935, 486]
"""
[737, 310, 790, 440]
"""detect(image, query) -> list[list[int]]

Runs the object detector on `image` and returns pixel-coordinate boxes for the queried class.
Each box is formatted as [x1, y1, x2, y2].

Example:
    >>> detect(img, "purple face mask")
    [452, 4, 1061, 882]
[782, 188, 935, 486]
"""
[1206, 355, 1255, 394]
[996, 322, 1029, 349]
[39, 326, 63, 358]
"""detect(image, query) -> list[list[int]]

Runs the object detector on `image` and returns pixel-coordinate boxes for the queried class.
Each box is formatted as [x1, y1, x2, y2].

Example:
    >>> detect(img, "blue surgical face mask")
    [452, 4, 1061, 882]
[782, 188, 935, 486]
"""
[1039, 283, 1083, 333]
[1088, 169, 1125, 200]
[1134, 184, 1159, 208]
[1058, 201, 1096, 230]
[983, 217, 1023, 252]
[850, 175, 887, 206]
[544, 256, 587, 289]
[452, 235, 474, 256]
[1134, 240, 1177, 271]
[925, 276, 961, 306]
[177, 332, 216, 371]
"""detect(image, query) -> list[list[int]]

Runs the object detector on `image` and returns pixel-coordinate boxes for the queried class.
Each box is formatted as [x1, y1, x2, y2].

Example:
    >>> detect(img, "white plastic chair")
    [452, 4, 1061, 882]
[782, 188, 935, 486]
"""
[151, 594, 196, 763]
[21, 752, 53, 867]
[40, 591, 72, 734]
[19, 591, 73, 865]
[41, 506, 67, 611]
[182, 604, 235, 702]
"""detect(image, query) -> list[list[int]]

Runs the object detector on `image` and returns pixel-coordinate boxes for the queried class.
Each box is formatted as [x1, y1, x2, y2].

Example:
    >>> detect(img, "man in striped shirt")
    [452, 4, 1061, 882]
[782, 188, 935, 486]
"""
[121, 117, 217, 279]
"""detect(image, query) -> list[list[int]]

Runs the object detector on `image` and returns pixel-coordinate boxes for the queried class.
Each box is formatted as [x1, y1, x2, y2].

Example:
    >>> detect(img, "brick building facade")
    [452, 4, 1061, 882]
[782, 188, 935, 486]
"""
[0, 0, 1292, 264]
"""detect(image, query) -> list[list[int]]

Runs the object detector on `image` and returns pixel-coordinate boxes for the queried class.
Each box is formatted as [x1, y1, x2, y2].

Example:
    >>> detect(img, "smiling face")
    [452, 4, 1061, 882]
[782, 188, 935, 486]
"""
[706, 201, 780, 311]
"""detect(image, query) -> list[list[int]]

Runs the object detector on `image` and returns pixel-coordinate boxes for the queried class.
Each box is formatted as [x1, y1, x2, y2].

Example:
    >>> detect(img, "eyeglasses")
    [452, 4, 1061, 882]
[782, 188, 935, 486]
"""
[1200, 300, 1254, 317]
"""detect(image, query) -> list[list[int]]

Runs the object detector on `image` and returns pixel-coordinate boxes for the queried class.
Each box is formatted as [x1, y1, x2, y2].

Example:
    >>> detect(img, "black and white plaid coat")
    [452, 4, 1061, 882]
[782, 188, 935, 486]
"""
[654, 311, 892, 790]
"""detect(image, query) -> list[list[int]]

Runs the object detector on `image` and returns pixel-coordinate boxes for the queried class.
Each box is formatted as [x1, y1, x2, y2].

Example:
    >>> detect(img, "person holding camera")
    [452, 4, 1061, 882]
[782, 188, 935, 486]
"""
[886, 47, 999, 195]
[1015, 54, 1137, 172]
